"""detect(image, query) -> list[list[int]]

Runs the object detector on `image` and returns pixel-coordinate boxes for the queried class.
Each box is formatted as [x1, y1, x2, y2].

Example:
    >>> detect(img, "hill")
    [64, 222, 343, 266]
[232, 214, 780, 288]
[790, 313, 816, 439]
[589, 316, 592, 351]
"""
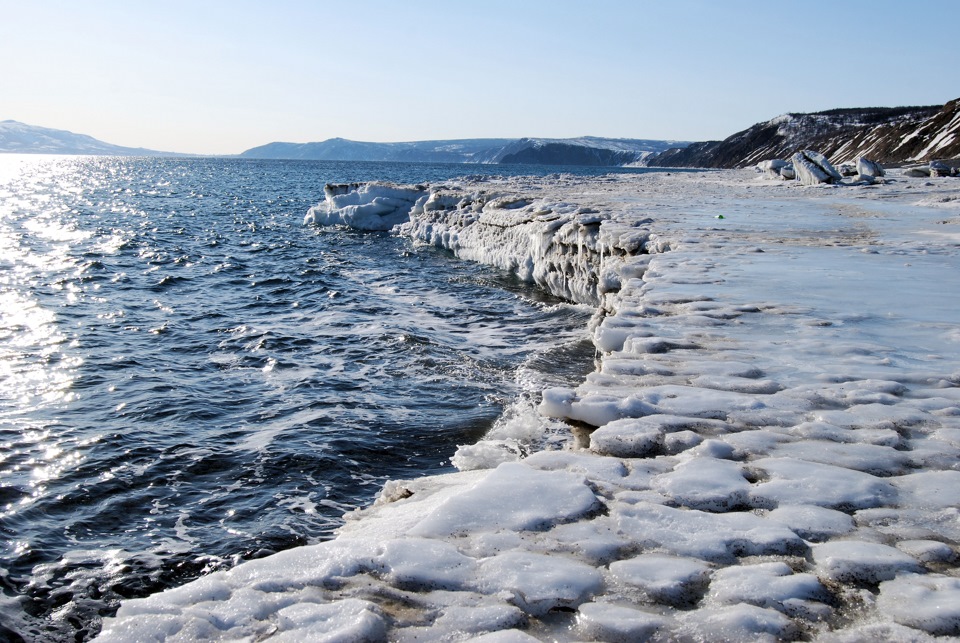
[646, 98, 960, 168]
[0, 120, 184, 156]
[240, 136, 687, 166]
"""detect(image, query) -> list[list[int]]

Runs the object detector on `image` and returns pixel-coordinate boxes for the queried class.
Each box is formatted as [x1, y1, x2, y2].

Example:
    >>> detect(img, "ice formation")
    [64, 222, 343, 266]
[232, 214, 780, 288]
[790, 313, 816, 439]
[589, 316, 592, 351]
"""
[99, 169, 960, 641]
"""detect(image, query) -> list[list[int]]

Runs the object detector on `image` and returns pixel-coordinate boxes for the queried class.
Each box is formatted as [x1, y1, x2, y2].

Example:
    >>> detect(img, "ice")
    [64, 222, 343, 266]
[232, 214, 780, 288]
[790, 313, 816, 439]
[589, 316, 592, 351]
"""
[476, 551, 603, 615]
[574, 602, 669, 640]
[407, 462, 600, 538]
[681, 604, 798, 641]
[304, 182, 427, 231]
[876, 574, 960, 635]
[813, 541, 923, 583]
[270, 600, 386, 642]
[608, 553, 710, 605]
[100, 169, 960, 641]
[750, 457, 897, 511]
[651, 457, 751, 511]
[765, 504, 855, 541]
[706, 562, 832, 620]
[614, 501, 806, 562]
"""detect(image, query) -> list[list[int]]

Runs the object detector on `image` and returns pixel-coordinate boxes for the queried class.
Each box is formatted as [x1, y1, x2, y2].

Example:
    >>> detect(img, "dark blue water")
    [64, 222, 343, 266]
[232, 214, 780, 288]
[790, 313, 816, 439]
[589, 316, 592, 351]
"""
[0, 156, 652, 641]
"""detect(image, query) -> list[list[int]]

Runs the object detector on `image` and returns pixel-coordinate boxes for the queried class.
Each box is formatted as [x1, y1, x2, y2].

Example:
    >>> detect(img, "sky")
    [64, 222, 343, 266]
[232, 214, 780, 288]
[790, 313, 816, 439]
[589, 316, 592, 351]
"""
[2, 0, 959, 155]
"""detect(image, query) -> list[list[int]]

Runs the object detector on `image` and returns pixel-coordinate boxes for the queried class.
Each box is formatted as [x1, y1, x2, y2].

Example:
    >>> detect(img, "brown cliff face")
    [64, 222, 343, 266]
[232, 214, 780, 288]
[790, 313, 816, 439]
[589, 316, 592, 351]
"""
[647, 99, 960, 168]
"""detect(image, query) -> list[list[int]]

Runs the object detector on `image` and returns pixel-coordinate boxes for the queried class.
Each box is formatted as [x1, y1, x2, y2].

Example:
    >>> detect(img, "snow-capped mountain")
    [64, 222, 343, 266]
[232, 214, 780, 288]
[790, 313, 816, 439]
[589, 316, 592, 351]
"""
[0, 120, 183, 156]
[240, 136, 687, 166]
[646, 98, 960, 168]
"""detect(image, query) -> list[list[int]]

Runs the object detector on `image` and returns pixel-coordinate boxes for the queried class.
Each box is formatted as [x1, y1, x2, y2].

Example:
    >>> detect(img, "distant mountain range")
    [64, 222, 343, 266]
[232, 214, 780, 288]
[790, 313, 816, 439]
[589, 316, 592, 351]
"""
[6, 96, 959, 168]
[239, 136, 687, 166]
[645, 98, 960, 168]
[0, 120, 184, 156]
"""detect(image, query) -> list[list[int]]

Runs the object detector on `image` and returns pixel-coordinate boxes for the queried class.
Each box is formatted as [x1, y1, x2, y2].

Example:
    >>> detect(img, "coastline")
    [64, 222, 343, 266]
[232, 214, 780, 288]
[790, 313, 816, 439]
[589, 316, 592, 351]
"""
[97, 169, 960, 641]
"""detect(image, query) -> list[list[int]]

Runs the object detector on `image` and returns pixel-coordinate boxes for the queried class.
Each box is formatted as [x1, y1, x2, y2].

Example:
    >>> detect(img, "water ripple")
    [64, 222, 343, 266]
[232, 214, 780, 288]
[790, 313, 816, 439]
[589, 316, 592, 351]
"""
[0, 156, 593, 641]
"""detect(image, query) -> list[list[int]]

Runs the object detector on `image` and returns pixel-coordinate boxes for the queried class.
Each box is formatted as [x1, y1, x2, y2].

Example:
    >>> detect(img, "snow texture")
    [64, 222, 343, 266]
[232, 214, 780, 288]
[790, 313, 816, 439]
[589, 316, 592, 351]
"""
[99, 168, 960, 642]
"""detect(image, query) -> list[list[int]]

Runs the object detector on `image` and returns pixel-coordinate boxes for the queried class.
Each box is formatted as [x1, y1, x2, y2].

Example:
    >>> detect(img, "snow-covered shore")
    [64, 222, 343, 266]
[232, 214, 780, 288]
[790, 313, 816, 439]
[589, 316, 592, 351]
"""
[98, 169, 960, 642]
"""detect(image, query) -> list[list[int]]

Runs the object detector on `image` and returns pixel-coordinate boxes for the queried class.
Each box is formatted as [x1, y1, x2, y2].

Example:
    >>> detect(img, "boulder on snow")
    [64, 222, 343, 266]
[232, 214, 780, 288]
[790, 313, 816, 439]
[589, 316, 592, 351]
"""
[791, 150, 842, 186]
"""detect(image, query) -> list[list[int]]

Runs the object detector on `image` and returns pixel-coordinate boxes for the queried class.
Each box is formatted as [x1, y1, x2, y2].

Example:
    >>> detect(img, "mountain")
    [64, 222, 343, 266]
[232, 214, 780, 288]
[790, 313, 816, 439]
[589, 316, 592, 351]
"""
[240, 136, 687, 166]
[646, 98, 960, 168]
[0, 120, 184, 156]
[240, 138, 515, 163]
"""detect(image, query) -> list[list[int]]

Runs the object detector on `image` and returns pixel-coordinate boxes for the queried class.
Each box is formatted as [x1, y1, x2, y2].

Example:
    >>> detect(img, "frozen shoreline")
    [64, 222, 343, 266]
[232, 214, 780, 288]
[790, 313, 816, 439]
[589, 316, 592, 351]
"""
[98, 169, 960, 641]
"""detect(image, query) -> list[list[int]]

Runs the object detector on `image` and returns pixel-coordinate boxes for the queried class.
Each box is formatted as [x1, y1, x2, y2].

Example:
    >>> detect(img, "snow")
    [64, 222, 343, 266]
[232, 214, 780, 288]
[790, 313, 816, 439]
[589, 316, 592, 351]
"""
[98, 168, 960, 641]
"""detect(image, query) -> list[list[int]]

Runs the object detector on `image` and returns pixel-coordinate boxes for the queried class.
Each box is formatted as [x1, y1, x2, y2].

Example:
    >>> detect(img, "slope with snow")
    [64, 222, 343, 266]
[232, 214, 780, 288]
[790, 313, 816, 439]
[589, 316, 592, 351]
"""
[648, 98, 960, 168]
[241, 136, 687, 166]
[98, 170, 960, 642]
[0, 120, 183, 156]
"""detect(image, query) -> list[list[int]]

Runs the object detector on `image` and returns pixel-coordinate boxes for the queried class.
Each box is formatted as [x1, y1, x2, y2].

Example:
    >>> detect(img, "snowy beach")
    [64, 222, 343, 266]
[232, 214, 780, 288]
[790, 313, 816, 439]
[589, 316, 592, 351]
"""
[97, 168, 960, 641]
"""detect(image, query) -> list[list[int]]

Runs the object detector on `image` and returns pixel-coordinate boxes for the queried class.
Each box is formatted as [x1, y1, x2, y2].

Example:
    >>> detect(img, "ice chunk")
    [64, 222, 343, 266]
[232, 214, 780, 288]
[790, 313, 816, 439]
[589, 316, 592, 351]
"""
[707, 562, 832, 620]
[589, 416, 663, 457]
[304, 183, 427, 230]
[682, 604, 797, 641]
[272, 599, 386, 643]
[896, 539, 956, 564]
[893, 470, 960, 510]
[430, 605, 527, 638]
[813, 541, 922, 583]
[575, 602, 669, 640]
[765, 504, 855, 541]
[408, 462, 599, 537]
[652, 457, 751, 511]
[374, 538, 476, 591]
[608, 553, 711, 606]
[750, 457, 896, 511]
[614, 501, 806, 562]
[469, 630, 541, 643]
[476, 551, 603, 616]
[768, 440, 910, 476]
[876, 574, 960, 635]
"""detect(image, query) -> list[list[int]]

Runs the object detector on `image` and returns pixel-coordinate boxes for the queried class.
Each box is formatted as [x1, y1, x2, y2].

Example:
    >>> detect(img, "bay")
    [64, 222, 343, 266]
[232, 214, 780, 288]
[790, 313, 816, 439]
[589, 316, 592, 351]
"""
[0, 156, 651, 641]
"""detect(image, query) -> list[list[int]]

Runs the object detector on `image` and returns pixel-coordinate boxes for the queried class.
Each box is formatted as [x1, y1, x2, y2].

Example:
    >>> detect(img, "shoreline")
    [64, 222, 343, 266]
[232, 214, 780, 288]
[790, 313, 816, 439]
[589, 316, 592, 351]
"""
[97, 169, 960, 641]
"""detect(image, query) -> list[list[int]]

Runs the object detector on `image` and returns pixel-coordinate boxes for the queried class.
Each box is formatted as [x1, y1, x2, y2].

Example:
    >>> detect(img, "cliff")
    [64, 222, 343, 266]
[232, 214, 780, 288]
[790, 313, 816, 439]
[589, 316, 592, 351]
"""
[646, 99, 960, 168]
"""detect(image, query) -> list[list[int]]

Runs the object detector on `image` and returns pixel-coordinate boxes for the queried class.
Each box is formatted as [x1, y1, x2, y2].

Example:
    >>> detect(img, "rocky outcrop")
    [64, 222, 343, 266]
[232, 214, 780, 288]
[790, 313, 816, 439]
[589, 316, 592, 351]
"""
[647, 98, 960, 169]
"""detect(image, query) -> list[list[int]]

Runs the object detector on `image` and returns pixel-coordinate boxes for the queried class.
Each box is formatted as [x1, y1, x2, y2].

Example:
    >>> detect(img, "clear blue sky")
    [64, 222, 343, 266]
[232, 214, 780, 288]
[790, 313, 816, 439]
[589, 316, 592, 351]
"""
[3, 0, 958, 155]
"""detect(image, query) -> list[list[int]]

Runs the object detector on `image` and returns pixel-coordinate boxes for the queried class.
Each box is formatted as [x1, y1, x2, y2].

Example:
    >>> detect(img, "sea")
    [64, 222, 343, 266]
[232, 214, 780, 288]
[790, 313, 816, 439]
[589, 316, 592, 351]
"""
[0, 155, 655, 642]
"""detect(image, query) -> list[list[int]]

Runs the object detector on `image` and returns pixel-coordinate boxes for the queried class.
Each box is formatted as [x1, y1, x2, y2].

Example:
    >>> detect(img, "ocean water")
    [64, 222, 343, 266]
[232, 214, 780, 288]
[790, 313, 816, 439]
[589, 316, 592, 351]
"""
[0, 156, 656, 641]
